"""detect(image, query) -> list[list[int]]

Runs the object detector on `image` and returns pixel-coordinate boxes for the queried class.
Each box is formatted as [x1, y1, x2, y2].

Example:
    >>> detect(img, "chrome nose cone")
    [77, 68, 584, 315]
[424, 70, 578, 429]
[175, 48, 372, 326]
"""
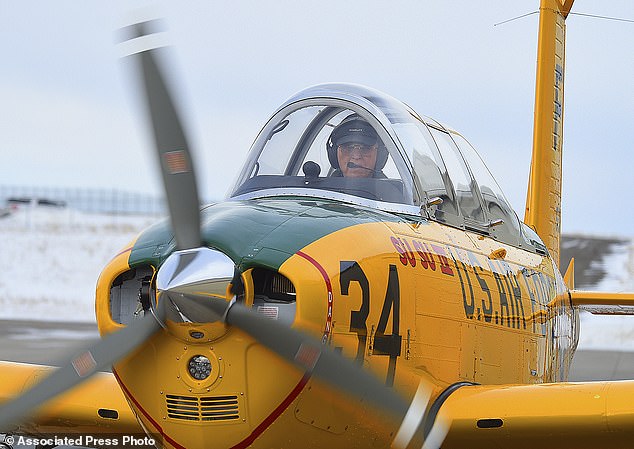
[155, 247, 236, 328]
[157, 247, 235, 297]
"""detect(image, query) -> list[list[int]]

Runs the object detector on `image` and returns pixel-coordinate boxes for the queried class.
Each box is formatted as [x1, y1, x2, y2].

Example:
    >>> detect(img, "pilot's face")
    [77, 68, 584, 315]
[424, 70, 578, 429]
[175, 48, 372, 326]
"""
[337, 143, 378, 178]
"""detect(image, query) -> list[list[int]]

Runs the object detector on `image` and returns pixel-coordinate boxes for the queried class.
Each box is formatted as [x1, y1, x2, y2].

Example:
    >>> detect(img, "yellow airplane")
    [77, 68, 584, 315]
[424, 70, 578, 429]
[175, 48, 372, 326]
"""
[2, 1, 633, 448]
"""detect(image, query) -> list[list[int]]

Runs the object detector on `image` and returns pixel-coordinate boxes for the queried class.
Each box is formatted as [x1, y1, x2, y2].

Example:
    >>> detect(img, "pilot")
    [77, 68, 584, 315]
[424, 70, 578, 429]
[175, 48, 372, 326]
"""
[326, 115, 388, 178]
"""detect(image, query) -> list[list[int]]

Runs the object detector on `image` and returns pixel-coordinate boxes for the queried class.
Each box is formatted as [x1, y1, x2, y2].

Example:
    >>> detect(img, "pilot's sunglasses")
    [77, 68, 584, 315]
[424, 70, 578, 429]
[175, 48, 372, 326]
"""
[338, 143, 377, 156]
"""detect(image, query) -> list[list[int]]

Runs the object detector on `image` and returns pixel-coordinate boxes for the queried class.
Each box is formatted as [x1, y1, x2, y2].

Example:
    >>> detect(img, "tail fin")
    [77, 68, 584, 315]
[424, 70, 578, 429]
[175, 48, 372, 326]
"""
[524, 0, 575, 267]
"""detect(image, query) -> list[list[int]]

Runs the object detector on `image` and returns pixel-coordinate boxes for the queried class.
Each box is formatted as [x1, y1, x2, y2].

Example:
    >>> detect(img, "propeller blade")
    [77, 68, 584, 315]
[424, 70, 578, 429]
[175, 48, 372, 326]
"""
[0, 311, 162, 430]
[0, 22, 201, 430]
[127, 21, 201, 250]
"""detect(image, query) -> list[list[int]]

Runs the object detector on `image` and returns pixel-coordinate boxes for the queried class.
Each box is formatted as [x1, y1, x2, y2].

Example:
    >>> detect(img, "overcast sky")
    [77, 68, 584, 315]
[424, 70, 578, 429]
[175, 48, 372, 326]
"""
[1, 1, 632, 236]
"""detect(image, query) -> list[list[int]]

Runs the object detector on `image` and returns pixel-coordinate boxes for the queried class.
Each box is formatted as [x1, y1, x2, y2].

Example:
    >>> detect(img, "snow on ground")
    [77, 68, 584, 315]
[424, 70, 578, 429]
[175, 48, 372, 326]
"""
[577, 239, 634, 351]
[0, 205, 158, 322]
[2, 205, 634, 351]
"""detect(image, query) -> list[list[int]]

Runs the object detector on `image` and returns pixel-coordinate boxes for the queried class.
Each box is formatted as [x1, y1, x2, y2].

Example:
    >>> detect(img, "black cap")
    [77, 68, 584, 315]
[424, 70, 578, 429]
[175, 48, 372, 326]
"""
[331, 118, 379, 147]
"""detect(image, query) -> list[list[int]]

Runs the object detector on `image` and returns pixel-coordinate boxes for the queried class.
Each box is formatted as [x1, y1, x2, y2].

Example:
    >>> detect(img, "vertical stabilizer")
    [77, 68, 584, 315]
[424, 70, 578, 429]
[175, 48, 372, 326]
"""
[524, 0, 574, 267]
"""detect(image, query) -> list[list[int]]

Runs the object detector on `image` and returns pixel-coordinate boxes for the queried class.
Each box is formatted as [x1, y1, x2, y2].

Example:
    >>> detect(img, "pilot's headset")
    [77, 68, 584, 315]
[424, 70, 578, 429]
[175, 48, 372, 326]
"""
[326, 114, 389, 172]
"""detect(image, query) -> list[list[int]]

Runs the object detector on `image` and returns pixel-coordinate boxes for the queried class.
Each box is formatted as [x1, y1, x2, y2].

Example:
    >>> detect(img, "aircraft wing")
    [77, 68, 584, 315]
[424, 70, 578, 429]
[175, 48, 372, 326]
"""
[0, 361, 142, 434]
[570, 290, 634, 314]
[436, 380, 634, 449]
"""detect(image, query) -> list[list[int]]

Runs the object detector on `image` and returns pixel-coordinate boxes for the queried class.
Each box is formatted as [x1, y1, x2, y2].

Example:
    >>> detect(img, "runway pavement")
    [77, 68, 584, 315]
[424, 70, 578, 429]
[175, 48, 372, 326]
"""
[0, 319, 101, 368]
[0, 319, 632, 381]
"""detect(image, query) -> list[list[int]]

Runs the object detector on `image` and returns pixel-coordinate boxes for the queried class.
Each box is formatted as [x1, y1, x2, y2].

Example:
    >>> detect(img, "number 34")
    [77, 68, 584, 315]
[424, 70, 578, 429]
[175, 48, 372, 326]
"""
[339, 261, 402, 386]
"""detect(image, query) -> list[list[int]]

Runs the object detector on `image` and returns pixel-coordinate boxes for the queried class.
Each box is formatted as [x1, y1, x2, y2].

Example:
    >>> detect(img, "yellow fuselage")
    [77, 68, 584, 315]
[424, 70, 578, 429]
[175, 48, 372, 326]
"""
[95, 210, 575, 449]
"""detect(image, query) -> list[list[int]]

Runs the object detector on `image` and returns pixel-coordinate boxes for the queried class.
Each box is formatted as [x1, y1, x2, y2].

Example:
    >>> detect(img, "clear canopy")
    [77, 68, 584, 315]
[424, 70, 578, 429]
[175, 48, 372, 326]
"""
[230, 84, 443, 215]
[229, 84, 523, 247]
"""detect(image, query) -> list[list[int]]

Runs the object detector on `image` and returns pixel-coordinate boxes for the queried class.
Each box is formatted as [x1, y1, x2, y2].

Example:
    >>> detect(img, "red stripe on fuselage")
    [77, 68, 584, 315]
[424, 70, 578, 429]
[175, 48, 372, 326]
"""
[229, 374, 311, 449]
[114, 246, 133, 258]
[114, 367, 311, 448]
[112, 368, 186, 449]
[296, 250, 334, 343]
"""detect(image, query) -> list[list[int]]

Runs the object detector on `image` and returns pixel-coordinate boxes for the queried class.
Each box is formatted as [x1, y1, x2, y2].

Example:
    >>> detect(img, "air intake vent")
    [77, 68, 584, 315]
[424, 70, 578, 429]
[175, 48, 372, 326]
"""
[166, 394, 241, 422]
[270, 273, 296, 296]
[252, 268, 296, 303]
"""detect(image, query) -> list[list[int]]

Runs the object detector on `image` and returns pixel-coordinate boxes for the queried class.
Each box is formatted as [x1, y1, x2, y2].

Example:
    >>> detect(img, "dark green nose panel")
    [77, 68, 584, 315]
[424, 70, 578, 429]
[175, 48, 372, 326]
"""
[128, 197, 411, 271]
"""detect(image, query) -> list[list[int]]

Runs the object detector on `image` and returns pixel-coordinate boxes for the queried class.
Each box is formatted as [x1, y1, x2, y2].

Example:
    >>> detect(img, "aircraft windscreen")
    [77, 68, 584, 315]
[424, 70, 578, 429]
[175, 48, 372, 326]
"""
[230, 102, 420, 211]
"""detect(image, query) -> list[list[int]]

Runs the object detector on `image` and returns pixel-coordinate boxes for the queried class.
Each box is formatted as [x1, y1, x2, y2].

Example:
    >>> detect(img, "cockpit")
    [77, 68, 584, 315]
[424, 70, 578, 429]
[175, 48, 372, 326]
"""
[230, 85, 418, 211]
[230, 83, 544, 253]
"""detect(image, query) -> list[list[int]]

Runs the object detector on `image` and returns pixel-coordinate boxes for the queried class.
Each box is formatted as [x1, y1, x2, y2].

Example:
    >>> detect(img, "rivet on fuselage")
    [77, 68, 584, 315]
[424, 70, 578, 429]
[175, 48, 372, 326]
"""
[218, 357, 222, 360]
[406, 329, 411, 360]
[189, 388, 192, 392]
[160, 391, 163, 395]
